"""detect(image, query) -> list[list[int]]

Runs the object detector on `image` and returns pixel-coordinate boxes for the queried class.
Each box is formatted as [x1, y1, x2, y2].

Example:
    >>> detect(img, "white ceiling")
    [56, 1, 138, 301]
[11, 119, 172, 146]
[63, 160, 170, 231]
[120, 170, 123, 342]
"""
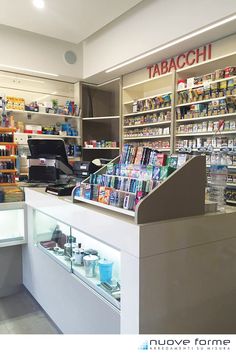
[0, 0, 143, 43]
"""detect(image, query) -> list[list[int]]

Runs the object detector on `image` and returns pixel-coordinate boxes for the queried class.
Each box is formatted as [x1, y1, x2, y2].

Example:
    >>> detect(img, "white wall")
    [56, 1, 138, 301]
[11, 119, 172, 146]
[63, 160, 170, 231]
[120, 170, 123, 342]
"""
[0, 25, 83, 81]
[83, 0, 236, 78]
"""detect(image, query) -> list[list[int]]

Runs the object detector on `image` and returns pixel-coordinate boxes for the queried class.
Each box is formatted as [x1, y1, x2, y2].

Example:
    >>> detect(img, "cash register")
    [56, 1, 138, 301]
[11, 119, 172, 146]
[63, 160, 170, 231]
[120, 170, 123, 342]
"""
[28, 138, 75, 195]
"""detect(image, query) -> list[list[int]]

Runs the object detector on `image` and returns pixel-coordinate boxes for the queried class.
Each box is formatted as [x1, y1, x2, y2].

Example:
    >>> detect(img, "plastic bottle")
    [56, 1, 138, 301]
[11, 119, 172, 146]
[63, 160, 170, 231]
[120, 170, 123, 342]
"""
[209, 151, 228, 211]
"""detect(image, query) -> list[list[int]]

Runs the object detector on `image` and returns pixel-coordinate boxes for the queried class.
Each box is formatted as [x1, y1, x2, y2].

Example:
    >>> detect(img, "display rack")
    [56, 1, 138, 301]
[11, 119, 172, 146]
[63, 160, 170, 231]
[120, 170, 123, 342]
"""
[73, 154, 205, 224]
[0, 127, 18, 186]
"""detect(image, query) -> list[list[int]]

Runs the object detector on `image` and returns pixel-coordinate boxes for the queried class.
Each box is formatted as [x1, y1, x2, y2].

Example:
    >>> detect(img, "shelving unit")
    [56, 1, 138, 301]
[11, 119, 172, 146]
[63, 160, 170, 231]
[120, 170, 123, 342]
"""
[122, 72, 174, 152]
[0, 127, 18, 186]
[1, 108, 80, 119]
[81, 78, 121, 161]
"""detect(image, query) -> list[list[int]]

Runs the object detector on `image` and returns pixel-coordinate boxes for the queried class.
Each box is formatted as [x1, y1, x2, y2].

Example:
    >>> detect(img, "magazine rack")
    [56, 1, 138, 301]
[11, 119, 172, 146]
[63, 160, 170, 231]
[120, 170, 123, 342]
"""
[72, 155, 206, 224]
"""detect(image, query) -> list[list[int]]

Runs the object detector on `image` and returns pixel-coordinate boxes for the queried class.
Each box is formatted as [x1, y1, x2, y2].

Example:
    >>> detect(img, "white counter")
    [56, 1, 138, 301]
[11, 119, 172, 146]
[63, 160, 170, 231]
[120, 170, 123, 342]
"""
[23, 187, 236, 334]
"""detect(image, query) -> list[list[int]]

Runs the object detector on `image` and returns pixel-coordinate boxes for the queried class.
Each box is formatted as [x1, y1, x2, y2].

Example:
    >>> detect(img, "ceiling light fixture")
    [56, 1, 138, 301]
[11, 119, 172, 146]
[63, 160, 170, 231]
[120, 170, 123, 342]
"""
[33, 0, 45, 9]
[0, 73, 44, 84]
[0, 64, 58, 77]
[105, 13, 236, 73]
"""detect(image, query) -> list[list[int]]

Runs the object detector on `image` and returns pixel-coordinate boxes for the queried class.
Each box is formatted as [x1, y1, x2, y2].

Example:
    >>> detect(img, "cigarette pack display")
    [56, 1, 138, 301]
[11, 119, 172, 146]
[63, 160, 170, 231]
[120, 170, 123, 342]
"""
[156, 153, 167, 166]
[160, 166, 176, 181]
[98, 186, 106, 203]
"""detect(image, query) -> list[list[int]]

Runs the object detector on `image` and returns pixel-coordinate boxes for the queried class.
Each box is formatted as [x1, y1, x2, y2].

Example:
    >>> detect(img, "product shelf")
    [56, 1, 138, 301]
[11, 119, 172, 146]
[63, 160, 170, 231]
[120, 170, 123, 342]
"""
[123, 91, 172, 105]
[176, 130, 236, 137]
[176, 75, 236, 93]
[124, 106, 171, 117]
[124, 120, 171, 129]
[74, 196, 135, 216]
[0, 183, 17, 186]
[0, 156, 17, 160]
[73, 155, 205, 224]
[0, 169, 17, 173]
[0, 108, 80, 119]
[123, 134, 170, 140]
[0, 142, 17, 146]
[0, 127, 16, 132]
[14, 132, 81, 139]
[176, 113, 236, 123]
[176, 95, 236, 108]
[82, 116, 120, 120]
[83, 147, 120, 150]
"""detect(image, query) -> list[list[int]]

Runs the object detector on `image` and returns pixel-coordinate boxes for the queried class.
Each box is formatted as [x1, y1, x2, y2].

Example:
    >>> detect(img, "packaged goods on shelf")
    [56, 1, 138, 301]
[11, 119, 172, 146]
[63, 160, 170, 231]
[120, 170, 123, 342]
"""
[6, 96, 25, 111]
[74, 145, 191, 212]
[176, 136, 236, 150]
[129, 140, 170, 150]
[133, 93, 171, 113]
[177, 119, 236, 134]
[66, 144, 82, 157]
[124, 126, 170, 138]
[84, 140, 117, 148]
[124, 111, 171, 126]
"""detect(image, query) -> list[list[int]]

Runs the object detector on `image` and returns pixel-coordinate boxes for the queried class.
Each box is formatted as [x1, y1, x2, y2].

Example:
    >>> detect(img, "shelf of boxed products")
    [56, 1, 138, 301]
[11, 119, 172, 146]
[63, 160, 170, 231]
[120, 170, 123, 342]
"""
[176, 113, 236, 123]
[82, 116, 120, 121]
[0, 156, 16, 160]
[123, 91, 172, 106]
[176, 95, 236, 107]
[14, 132, 81, 139]
[83, 147, 120, 150]
[124, 106, 171, 117]
[124, 120, 171, 129]
[123, 135, 170, 140]
[177, 75, 236, 93]
[73, 145, 185, 217]
[176, 131, 236, 137]
[1, 108, 80, 119]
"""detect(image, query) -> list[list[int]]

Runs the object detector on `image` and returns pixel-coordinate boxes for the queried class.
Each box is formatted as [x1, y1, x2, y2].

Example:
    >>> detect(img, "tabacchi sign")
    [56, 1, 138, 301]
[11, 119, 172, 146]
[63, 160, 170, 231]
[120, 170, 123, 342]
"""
[147, 44, 212, 78]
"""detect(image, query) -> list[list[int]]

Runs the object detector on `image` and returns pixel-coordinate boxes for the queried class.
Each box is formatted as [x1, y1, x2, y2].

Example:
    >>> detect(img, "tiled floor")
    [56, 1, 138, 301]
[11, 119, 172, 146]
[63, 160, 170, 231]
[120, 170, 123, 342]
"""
[0, 287, 60, 334]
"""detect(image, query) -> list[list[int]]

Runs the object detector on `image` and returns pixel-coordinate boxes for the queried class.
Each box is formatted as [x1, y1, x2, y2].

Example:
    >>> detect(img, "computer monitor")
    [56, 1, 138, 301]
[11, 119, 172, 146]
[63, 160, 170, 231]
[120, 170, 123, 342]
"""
[27, 138, 73, 183]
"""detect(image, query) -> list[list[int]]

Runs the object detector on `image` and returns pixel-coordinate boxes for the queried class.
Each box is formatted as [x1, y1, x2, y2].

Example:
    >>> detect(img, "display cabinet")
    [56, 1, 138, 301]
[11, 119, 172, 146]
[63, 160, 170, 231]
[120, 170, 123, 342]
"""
[0, 201, 26, 246]
[33, 209, 121, 309]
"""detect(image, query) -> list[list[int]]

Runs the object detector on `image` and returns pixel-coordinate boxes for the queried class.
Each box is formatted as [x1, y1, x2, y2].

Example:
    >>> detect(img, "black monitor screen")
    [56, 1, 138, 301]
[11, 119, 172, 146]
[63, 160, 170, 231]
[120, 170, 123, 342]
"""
[28, 139, 68, 163]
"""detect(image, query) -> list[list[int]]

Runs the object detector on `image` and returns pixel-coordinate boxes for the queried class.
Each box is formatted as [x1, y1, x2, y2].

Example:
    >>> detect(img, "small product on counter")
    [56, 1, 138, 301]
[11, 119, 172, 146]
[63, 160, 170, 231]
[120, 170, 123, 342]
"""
[84, 140, 117, 148]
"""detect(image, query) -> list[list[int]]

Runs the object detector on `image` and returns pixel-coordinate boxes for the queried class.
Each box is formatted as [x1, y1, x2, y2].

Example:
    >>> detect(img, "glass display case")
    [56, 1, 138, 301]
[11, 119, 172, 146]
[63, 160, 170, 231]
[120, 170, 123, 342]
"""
[33, 210, 121, 309]
[0, 202, 25, 245]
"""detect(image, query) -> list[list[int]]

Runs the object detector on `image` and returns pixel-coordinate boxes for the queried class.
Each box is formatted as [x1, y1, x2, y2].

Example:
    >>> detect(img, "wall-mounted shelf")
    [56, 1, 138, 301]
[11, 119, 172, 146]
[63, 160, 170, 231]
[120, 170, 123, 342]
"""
[0, 169, 17, 173]
[83, 147, 120, 150]
[0, 183, 17, 186]
[124, 120, 171, 129]
[123, 91, 172, 105]
[14, 132, 81, 139]
[82, 116, 120, 121]
[0, 156, 17, 160]
[176, 130, 236, 137]
[176, 113, 236, 123]
[176, 95, 236, 108]
[124, 106, 171, 117]
[177, 76, 236, 93]
[124, 134, 170, 140]
[1, 108, 80, 119]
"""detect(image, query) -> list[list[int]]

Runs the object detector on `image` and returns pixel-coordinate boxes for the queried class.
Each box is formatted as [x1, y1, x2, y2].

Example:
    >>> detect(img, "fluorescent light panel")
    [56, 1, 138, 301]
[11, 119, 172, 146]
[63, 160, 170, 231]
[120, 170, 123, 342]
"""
[0, 73, 44, 84]
[0, 64, 58, 77]
[33, 0, 45, 9]
[105, 13, 236, 73]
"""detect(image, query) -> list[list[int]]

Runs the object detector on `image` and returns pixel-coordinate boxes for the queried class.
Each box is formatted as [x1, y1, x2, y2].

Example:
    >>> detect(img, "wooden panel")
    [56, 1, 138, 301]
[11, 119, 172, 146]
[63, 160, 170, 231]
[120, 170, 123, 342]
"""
[136, 156, 205, 224]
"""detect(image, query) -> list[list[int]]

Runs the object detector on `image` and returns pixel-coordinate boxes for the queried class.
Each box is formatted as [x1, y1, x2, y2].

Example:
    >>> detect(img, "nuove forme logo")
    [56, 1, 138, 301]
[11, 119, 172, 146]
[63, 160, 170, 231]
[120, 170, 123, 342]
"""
[138, 337, 231, 351]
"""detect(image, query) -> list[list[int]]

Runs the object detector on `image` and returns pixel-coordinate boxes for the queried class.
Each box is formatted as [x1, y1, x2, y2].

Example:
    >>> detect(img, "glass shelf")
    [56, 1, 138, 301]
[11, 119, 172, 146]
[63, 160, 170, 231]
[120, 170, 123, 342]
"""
[33, 210, 121, 308]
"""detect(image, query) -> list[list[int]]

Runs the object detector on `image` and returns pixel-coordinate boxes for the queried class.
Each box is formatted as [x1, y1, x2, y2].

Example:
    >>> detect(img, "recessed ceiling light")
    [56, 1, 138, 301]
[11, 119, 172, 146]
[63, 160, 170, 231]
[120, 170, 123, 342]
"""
[33, 0, 45, 9]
